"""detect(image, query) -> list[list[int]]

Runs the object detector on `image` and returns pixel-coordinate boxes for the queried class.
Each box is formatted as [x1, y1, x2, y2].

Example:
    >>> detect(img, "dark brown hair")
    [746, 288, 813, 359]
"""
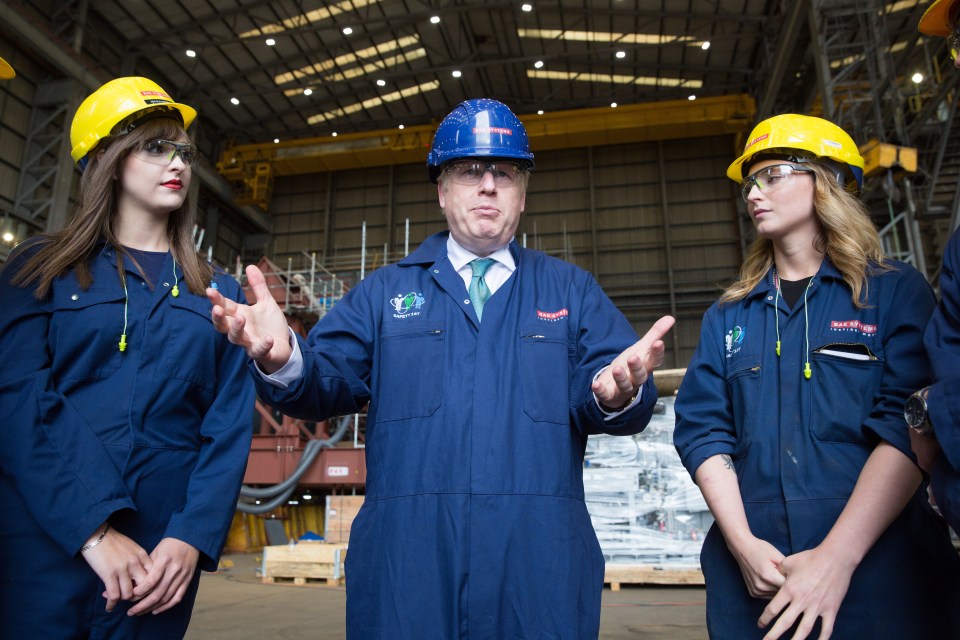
[11, 117, 213, 298]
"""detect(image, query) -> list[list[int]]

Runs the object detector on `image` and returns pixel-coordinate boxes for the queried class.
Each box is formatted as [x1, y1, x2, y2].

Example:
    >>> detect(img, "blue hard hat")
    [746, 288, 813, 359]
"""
[427, 98, 535, 183]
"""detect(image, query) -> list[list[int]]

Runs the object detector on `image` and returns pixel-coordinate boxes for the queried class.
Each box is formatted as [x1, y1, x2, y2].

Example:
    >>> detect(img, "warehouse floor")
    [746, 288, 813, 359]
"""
[185, 552, 708, 639]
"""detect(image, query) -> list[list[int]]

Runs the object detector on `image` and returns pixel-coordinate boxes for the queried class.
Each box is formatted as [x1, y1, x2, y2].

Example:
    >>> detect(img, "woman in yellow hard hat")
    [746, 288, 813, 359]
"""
[675, 114, 960, 639]
[0, 77, 254, 638]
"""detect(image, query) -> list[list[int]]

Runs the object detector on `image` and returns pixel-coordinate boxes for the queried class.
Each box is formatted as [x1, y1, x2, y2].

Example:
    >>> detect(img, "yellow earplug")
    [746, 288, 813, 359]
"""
[119, 334, 127, 352]
[171, 284, 179, 297]
[804, 362, 811, 379]
[776, 340, 781, 357]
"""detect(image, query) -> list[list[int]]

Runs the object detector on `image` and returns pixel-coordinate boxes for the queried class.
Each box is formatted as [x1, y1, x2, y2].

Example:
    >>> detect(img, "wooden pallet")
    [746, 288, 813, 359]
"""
[604, 564, 704, 591]
[261, 542, 347, 588]
[261, 575, 344, 587]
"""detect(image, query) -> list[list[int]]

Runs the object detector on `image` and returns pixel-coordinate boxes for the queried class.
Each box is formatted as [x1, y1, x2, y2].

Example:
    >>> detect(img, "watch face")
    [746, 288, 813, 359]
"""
[905, 394, 927, 429]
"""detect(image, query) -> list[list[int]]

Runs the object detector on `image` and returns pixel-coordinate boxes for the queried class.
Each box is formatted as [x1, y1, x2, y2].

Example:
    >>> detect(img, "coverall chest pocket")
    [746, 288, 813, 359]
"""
[376, 327, 444, 421]
[809, 340, 883, 444]
[50, 286, 125, 380]
[520, 326, 571, 424]
[163, 294, 219, 392]
[726, 356, 762, 455]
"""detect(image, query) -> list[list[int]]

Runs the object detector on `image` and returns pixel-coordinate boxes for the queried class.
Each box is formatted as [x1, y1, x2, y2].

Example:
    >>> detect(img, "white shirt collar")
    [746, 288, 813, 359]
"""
[446, 235, 516, 273]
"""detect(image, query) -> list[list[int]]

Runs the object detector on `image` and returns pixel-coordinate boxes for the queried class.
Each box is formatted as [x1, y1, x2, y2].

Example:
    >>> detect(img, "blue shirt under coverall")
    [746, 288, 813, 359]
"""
[927, 229, 960, 534]
[253, 231, 657, 640]
[674, 258, 960, 639]
[0, 242, 254, 639]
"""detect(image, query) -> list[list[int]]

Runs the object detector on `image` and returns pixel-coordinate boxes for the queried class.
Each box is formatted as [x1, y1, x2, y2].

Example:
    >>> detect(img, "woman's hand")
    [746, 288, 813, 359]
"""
[81, 524, 153, 612]
[758, 546, 856, 640]
[128, 537, 200, 616]
[728, 534, 786, 599]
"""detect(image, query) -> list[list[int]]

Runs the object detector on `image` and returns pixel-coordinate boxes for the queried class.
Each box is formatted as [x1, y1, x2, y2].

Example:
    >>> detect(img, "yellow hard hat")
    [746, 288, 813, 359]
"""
[919, 0, 958, 37]
[70, 77, 197, 165]
[727, 114, 865, 191]
[0, 57, 14, 80]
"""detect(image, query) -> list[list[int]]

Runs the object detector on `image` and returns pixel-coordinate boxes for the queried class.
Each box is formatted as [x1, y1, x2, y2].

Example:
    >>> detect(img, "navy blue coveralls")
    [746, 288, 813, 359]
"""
[254, 231, 657, 640]
[0, 242, 254, 639]
[927, 229, 960, 534]
[674, 259, 960, 639]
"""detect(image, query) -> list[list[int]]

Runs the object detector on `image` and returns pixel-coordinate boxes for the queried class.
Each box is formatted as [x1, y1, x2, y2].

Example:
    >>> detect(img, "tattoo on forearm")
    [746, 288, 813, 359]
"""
[721, 454, 734, 471]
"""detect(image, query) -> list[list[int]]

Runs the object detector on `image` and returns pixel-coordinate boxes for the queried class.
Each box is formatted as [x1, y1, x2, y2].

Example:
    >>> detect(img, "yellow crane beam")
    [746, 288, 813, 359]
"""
[217, 94, 756, 210]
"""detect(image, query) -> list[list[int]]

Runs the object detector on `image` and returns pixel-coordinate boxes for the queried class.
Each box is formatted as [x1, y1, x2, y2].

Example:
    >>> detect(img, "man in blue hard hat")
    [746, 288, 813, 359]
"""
[907, 0, 960, 537]
[208, 98, 674, 639]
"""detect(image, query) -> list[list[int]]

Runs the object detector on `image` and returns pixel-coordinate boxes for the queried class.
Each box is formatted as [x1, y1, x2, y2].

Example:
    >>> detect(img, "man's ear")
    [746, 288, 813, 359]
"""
[437, 180, 446, 210]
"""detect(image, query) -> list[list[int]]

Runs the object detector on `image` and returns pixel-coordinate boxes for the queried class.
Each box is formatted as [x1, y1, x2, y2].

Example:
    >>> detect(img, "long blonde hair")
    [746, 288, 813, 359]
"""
[10, 117, 213, 299]
[720, 163, 888, 308]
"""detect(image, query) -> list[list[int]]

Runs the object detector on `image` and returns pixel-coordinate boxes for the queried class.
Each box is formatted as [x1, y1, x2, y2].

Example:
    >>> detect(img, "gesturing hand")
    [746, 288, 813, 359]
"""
[592, 315, 675, 410]
[128, 538, 201, 616]
[207, 265, 292, 373]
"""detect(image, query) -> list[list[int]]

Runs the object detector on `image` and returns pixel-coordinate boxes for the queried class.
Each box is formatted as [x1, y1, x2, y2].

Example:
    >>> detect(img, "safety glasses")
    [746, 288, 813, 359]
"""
[949, 27, 960, 61]
[741, 164, 815, 201]
[443, 160, 524, 187]
[132, 139, 197, 167]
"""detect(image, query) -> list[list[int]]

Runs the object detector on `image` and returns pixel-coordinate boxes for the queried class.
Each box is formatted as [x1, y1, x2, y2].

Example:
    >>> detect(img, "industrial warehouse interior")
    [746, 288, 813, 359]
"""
[2, 1, 960, 639]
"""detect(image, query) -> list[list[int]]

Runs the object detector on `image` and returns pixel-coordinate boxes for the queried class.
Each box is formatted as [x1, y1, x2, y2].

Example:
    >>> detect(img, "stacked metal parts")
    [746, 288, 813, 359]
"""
[584, 397, 710, 571]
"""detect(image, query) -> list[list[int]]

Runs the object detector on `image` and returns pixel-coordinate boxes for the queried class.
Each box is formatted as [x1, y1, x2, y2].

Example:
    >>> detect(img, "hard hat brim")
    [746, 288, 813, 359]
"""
[0, 58, 15, 80]
[919, 0, 955, 36]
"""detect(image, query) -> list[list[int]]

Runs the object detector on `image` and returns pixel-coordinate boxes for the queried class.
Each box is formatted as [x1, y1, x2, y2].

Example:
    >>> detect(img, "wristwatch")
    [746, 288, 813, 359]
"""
[905, 387, 934, 435]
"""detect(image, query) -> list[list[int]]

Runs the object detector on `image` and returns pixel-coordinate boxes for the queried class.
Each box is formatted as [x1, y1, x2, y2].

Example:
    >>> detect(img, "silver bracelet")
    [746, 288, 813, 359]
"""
[81, 523, 111, 552]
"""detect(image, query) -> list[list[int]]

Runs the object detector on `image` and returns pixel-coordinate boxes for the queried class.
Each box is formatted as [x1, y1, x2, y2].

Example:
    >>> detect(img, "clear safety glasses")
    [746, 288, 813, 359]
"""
[949, 27, 960, 60]
[740, 164, 815, 202]
[132, 139, 198, 167]
[443, 160, 524, 187]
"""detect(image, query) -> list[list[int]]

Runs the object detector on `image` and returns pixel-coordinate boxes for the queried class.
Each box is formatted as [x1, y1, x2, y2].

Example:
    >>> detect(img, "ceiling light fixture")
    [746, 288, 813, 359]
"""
[399, 124, 405, 129]
[610, 102, 617, 108]
[430, 16, 440, 24]
[343, 27, 353, 35]
[274, 138, 280, 143]
[186, 49, 197, 58]
[377, 79, 386, 86]
[688, 94, 696, 100]
[332, 132, 338, 136]
[266, 38, 276, 46]
[230, 97, 240, 105]
[452, 70, 462, 78]
[522, 3, 533, 11]
[701, 41, 711, 50]
[615, 51, 625, 59]
[912, 72, 924, 83]
[304, 88, 313, 95]
[537, 109, 544, 115]
[534, 60, 544, 68]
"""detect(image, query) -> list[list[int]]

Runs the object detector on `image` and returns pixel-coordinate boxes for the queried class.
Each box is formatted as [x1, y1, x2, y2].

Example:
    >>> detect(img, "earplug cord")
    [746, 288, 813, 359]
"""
[119, 254, 178, 352]
[772, 267, 813, 380]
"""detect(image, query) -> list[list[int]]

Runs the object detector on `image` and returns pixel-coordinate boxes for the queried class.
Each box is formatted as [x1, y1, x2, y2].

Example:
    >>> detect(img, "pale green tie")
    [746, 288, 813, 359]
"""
[468, 258, 495, 321]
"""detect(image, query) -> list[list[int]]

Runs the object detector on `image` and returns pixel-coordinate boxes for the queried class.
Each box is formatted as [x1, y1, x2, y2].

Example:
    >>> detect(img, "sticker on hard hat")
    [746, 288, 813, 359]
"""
[745, 133, 768, 149]
[473, 127, 512, 135]
[140, 90, 172, 102]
